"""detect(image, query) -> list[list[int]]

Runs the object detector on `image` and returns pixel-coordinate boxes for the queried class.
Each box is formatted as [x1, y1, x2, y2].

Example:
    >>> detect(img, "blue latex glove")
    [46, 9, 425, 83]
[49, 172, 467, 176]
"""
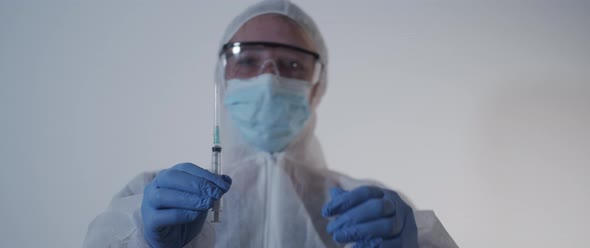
[141, 163, 232, 248]
[322, 186, 418, 248]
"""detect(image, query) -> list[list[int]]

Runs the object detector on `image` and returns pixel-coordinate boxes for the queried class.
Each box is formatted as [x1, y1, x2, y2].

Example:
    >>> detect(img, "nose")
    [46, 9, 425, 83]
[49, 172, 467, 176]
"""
[258, 59, 280, 76]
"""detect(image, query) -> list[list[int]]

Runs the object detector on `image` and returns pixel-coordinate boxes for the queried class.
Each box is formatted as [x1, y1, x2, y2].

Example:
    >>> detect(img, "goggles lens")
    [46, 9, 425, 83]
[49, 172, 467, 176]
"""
[221, 42, 322, 84]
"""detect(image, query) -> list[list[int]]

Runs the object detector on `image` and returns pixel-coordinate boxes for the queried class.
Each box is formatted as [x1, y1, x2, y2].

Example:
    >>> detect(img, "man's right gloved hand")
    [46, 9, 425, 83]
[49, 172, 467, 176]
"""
[141, 163, 232, 248]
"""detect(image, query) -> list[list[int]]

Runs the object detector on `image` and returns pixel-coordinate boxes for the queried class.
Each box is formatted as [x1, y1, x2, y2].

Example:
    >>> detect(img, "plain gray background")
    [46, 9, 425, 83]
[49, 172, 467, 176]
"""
[1, 0, 589, 247]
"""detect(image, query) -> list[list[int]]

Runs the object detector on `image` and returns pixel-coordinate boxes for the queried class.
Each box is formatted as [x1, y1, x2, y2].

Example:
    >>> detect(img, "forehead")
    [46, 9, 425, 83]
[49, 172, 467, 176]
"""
[230, 14, 316, 52]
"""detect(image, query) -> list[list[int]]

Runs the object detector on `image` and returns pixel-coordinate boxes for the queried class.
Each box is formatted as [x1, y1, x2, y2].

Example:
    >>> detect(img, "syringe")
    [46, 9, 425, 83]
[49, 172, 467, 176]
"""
[210, 81, 222, 222]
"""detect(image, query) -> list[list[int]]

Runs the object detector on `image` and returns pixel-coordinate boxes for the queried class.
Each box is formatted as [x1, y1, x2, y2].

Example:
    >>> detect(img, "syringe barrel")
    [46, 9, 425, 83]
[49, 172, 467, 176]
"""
[210, 145, 222, 222]
[211, 146, 222, 174]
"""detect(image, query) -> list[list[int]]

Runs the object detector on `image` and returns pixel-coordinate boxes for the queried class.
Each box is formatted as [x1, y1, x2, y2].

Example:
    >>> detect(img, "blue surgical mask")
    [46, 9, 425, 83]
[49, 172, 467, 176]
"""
[224, 74, 312, 153]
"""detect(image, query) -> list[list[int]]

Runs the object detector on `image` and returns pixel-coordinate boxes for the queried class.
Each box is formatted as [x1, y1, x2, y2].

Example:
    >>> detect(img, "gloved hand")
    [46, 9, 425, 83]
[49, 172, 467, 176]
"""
[141, 163, 232, 248]
[322, 186, 418, 248]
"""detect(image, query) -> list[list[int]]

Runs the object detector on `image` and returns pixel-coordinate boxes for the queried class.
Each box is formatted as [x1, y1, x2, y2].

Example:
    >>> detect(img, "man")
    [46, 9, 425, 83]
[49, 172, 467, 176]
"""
[84, 1, 457, 247]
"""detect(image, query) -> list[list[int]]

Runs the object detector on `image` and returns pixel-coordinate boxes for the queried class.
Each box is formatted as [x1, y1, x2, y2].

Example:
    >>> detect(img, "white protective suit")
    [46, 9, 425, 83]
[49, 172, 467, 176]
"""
[83, 1, 458, 247]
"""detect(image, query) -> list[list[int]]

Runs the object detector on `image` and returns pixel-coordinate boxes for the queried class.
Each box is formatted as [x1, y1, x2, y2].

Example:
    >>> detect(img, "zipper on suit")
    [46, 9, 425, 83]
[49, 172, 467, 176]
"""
[262, 153, 273, 247]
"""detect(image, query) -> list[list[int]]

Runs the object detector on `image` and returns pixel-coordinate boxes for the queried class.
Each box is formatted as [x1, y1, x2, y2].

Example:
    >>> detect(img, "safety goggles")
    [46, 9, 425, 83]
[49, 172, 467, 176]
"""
[220, 42, 322, 84]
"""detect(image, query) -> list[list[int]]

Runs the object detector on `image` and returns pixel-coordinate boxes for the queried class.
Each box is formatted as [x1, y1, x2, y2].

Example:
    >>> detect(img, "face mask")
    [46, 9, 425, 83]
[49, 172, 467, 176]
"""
[224, 74, 312, 153]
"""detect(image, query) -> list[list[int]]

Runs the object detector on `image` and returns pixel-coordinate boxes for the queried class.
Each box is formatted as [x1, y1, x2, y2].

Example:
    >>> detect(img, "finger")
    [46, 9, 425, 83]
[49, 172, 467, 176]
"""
[221, 175, 232, 184]
[147, 187, 214, 211]
[323, 186, 384, 217]
[352, 238, 383, 248]
[330, 187, 347, 198]
[332, 217, 399, 243]
[382, 190, 413, 233]
[149, 208, 201, 228]
[327, 198, 395, 233]
[156, 169, 226, 199]
[171, 163, 232, 191]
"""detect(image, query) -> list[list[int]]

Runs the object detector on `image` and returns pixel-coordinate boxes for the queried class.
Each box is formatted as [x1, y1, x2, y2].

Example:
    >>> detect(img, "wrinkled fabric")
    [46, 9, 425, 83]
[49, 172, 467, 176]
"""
[84, 1, 458, 247]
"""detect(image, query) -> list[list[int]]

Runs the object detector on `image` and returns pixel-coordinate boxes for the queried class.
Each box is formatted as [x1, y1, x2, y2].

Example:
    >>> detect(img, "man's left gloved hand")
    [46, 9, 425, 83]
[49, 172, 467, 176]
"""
[322, 186, 418, 248]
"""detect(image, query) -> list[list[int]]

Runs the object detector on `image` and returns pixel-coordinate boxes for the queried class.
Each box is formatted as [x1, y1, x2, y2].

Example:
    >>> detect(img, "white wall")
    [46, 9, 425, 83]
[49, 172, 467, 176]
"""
[1, 0, 588, 247]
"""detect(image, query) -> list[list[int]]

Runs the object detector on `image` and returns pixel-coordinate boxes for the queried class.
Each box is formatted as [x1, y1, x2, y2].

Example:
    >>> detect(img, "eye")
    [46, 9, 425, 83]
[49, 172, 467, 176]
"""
[235, 56, 258, 67]
[285, 60, 305, 72]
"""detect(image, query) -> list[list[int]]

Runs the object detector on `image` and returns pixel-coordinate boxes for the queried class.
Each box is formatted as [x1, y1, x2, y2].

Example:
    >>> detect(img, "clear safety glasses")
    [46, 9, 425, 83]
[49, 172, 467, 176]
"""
[220, 42, 322, 84]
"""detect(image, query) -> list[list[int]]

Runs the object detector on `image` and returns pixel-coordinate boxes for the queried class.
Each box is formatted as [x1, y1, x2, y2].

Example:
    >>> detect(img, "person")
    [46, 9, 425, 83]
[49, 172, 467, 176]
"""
[83, 1, 458, 247]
